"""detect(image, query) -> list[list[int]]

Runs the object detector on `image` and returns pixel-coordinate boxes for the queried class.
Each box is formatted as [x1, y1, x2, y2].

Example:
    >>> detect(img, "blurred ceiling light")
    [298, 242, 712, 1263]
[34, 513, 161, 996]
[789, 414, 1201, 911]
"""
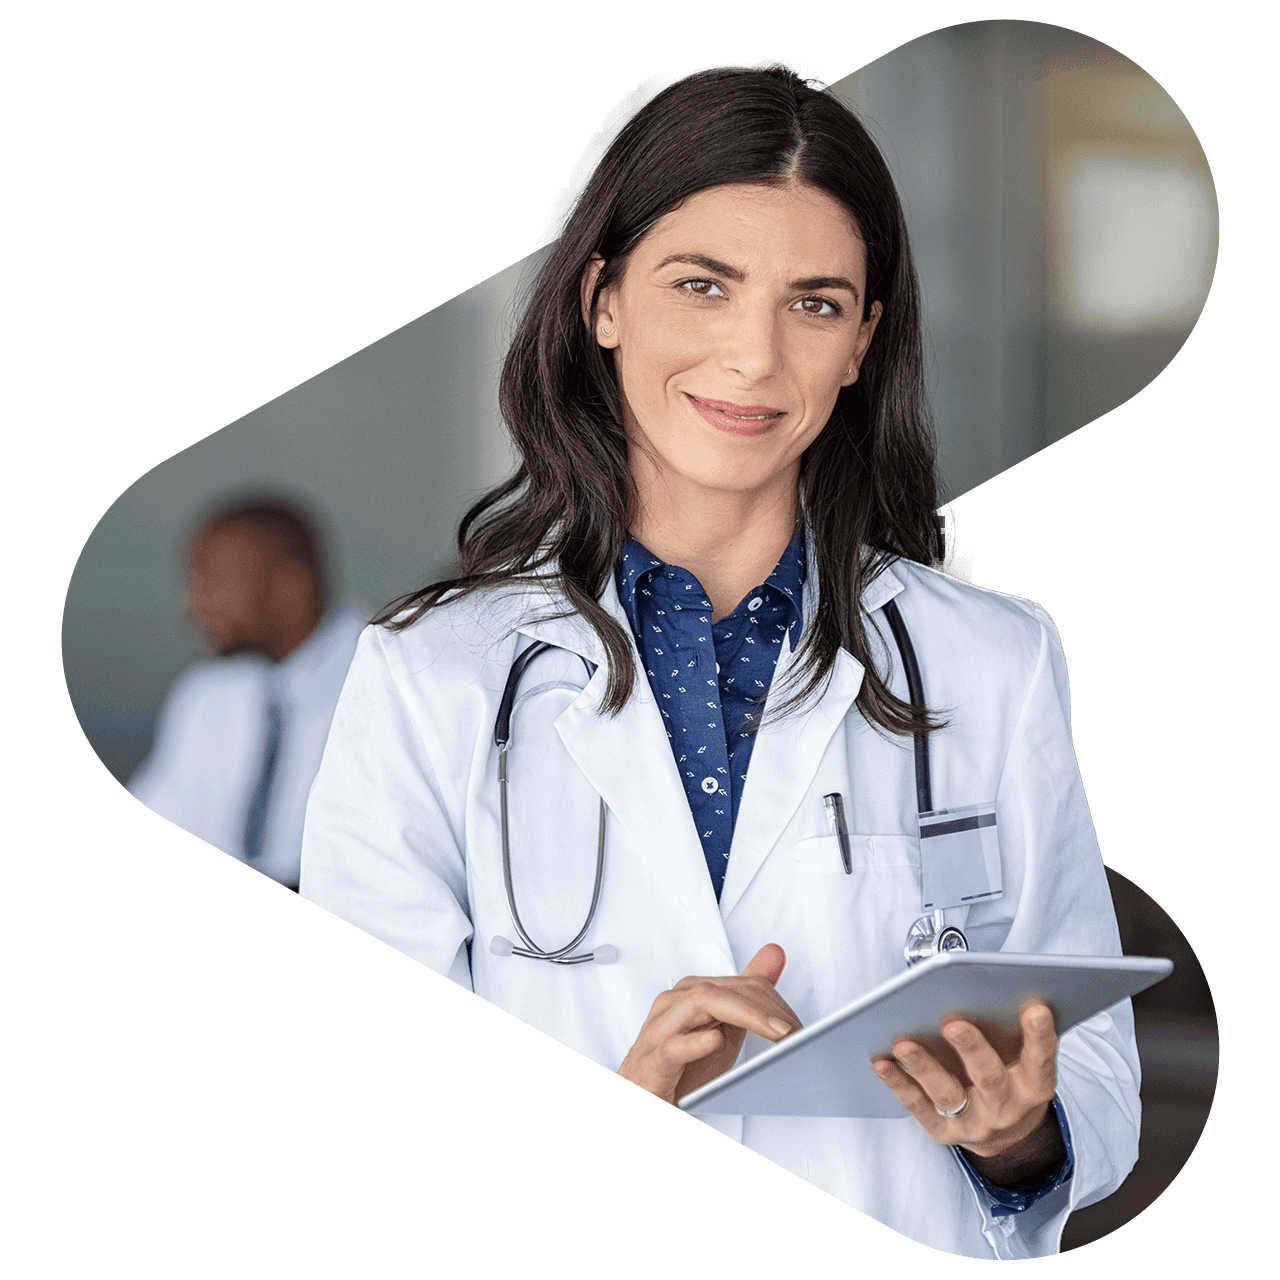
[1054, 151, 1217, 335]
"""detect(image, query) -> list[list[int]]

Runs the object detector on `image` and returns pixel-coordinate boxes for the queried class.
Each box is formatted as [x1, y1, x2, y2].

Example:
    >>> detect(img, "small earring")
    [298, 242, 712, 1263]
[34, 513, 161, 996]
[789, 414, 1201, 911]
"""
[599, 325, 615, 339]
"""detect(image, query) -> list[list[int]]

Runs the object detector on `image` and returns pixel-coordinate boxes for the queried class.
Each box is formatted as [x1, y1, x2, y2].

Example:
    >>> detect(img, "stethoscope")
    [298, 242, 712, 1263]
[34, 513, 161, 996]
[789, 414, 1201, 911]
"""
[487, 640, 617, 965]
[488, 602, 971, 968]
[883, 598, 971, 966]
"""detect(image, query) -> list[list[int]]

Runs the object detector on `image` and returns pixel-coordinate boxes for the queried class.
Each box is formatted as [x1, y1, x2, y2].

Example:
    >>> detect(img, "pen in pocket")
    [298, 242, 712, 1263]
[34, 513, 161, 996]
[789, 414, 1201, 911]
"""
[823, 792, 853, 874]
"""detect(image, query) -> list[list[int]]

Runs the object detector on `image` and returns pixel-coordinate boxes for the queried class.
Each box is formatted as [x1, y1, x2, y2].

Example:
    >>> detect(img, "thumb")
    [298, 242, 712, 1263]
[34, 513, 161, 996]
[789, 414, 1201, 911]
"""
[741, 943, 786, 985]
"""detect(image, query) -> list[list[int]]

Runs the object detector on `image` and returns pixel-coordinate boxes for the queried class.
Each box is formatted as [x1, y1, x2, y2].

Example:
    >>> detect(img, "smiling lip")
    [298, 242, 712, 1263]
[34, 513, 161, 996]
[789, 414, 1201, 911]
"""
[686, 394, 786, 437]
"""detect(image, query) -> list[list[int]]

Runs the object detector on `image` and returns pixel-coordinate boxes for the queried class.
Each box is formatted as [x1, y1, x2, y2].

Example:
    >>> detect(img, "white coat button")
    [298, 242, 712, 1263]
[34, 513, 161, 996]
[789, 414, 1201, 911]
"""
[701, 777, 719, 794]
[747, 597, 763, 611]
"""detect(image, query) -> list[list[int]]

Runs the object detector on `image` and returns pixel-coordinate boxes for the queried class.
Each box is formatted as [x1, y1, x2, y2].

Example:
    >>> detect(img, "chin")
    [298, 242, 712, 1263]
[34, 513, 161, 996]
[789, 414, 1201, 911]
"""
[678, 446, 799, 494]
[629, 417, 804, 498]
[204, 632, 257, 659]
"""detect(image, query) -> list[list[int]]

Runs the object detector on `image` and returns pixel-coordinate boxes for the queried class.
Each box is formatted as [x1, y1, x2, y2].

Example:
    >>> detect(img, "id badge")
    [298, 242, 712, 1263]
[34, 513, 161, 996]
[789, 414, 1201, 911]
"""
[918, 801, 1002, 911]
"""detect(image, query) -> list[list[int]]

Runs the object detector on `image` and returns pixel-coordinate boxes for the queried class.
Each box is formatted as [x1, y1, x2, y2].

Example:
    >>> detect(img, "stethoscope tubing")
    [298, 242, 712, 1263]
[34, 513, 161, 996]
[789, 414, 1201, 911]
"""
[882, 596, 932, 813]
[495, 640, 608, 964]
[498, 740, 608, 962]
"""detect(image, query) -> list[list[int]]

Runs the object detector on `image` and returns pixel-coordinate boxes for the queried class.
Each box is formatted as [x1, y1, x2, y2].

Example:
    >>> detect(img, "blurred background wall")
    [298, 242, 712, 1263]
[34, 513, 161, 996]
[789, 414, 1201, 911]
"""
[831, 23, 1216, 498]
[63, 20, 1216, 788]
[62, 251, 536, 785]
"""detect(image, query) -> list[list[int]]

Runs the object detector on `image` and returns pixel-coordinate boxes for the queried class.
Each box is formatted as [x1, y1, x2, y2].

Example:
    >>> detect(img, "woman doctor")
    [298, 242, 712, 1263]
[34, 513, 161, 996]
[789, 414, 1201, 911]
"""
[300, 67, 1140, 1259]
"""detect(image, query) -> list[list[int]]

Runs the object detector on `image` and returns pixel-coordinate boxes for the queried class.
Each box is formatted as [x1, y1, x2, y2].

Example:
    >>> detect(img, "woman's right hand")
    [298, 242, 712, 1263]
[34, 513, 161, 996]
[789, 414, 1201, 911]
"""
[617, 943, 800, 1104]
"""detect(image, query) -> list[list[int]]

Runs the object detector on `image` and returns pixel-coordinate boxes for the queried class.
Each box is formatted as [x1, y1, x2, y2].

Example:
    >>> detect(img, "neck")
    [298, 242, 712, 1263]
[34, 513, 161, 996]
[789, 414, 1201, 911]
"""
[266, 609, 321, 662]
[628, 466, 798, 620]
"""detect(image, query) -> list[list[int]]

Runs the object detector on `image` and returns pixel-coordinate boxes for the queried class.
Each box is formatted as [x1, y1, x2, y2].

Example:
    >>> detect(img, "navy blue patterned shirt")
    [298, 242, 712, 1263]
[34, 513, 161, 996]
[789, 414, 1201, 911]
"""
[614, 529, 805, 900]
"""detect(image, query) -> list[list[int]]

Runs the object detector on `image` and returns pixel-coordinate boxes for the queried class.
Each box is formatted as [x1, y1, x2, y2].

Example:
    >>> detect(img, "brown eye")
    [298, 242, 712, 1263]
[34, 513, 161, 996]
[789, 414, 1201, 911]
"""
[680, 279, 724, 297]
[794, 296, 840, 317]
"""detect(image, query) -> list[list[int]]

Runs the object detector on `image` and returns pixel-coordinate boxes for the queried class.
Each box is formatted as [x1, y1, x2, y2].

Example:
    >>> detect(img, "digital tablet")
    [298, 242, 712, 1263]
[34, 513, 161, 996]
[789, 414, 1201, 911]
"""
[678, 951, 1172, 1119]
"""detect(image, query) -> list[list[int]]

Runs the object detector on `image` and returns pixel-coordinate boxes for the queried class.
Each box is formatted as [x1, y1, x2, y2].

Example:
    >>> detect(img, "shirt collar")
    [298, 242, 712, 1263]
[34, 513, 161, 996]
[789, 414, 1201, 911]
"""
[759, 527, 806, 629]
[615, 538, 666, 638]
[614, 528, 807, 639]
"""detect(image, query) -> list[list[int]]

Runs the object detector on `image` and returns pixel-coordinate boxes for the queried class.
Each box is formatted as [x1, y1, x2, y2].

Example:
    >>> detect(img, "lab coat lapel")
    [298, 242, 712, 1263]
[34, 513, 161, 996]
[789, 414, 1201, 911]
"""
[516, 580, 733, 960]
[718, 559, 905, 918]
[717, 642, 863, 917]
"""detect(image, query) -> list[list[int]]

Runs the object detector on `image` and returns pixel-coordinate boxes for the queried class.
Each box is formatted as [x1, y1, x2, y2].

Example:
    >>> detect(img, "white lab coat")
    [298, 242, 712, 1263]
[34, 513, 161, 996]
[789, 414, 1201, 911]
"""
[300, 561, 1139, 1258]
[130, 605, 367, 887]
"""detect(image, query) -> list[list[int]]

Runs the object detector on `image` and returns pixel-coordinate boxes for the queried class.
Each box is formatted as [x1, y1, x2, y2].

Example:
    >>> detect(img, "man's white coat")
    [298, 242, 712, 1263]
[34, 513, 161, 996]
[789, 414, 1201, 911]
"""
[130, 606, 367, 888]
[301, 559, 1140, 1259]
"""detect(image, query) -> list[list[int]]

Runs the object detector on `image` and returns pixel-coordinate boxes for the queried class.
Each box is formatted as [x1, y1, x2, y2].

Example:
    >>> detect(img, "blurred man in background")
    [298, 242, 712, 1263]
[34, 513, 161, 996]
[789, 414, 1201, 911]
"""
[129, 497, 366, 889]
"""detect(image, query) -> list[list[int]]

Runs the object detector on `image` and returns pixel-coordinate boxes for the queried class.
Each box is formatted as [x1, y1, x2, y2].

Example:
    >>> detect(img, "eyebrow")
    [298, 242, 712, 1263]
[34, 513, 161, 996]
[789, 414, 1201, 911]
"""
[652, 253, 861, 303]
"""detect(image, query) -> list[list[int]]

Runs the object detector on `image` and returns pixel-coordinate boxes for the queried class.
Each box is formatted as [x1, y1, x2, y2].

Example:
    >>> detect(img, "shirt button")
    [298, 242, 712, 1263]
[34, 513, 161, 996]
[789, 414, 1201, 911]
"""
[747, 597, 763, 611]
[701, 777, 719, 794]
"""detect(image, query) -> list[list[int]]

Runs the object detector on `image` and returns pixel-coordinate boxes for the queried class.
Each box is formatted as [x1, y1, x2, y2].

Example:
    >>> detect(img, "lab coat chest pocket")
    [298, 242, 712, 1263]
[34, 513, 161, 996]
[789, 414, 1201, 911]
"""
[793, 832, 922, 1015]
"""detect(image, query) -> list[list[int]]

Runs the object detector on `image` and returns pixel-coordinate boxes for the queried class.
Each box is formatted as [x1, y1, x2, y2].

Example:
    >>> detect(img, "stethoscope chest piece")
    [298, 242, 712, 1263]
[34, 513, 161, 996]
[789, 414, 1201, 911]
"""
[904, 911, 969, 967]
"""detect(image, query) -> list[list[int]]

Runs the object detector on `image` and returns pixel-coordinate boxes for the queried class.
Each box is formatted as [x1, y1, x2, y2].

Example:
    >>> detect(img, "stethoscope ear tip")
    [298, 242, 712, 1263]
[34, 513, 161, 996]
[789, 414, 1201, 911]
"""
[490, 935, 516, 957]
[591, 944, 618, 964]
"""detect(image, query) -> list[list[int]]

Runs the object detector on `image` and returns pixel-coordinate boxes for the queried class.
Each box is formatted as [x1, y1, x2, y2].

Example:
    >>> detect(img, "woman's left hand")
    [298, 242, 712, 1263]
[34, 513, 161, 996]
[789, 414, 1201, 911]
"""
[871, 999, 1058, 1160]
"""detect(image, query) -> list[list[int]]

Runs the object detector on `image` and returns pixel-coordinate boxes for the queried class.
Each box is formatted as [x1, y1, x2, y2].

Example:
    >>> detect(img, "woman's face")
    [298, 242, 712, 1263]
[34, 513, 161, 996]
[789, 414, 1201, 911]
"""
[592, 180, 882, 505]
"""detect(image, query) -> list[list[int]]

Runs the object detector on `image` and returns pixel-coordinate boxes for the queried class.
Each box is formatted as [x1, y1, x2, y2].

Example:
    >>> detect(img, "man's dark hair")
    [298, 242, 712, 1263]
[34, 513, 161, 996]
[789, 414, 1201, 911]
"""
[378, 65, 942, 738]
[194, 496, 330, 616]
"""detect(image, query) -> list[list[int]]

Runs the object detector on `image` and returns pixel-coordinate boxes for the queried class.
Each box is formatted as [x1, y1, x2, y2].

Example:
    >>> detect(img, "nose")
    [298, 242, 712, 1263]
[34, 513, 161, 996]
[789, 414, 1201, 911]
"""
[719, 300, 784, 383]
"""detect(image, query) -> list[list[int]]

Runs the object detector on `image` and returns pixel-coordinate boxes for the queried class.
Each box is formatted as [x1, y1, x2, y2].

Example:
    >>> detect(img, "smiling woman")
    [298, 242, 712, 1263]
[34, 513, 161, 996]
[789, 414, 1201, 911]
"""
[385, 66, 940, 737]
[299, 66, 1140, 1260]
[590, 182, 883, 621]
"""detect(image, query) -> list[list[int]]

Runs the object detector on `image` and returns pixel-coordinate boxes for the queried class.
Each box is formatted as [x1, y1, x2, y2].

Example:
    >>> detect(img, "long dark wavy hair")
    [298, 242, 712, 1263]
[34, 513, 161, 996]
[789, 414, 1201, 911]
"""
[378, 65, 944, 737]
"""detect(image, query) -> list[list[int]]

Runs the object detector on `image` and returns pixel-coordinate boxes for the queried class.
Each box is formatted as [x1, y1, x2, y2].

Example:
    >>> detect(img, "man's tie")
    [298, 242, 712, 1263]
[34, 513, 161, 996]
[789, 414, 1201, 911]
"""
[243, 701, 283, 861]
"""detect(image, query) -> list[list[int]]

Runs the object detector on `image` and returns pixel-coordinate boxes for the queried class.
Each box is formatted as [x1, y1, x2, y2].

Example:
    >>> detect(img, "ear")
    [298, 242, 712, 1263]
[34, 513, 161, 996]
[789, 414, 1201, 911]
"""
[580, 253, 620, 349]
[842, 299, 883, 386]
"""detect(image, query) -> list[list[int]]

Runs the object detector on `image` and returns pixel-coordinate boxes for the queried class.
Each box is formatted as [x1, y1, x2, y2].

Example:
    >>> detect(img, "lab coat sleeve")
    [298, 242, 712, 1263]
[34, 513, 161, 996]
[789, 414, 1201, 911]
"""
[299, 625, 475, 990]
[978, 606, 1141, 1248]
